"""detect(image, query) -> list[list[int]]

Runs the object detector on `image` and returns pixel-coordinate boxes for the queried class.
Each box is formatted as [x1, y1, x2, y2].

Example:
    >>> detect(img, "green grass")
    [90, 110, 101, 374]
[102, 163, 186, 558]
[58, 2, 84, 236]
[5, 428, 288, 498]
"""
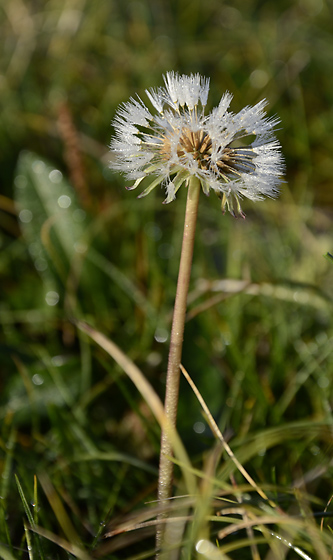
[1, 0, 333, 558]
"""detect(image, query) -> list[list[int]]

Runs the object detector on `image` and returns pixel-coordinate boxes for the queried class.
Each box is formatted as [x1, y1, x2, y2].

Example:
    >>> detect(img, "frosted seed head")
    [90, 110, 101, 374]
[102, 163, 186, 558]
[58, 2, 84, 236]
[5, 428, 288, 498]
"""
[109, 71, 284, 216]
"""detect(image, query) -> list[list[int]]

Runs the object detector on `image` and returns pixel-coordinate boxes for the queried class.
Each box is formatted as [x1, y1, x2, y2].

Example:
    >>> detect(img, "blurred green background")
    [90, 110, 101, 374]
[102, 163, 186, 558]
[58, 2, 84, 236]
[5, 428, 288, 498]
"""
[1, 0, 333, 558]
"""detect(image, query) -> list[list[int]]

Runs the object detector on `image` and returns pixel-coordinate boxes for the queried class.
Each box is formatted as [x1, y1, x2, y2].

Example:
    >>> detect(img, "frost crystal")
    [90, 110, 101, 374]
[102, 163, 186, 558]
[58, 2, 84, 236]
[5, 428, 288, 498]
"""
[110, 72, 284, 217]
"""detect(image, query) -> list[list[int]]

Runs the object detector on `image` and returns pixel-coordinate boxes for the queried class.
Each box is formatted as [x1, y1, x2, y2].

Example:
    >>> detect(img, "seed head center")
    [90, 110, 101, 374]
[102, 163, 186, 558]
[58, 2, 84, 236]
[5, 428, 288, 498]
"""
[160, 126, 256, 180]
[177, 129, 212, 169]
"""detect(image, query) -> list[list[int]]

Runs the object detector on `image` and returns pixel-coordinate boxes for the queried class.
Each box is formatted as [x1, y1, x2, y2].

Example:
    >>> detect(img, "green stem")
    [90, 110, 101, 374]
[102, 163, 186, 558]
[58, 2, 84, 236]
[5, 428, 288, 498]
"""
[157, 176, 201, 548]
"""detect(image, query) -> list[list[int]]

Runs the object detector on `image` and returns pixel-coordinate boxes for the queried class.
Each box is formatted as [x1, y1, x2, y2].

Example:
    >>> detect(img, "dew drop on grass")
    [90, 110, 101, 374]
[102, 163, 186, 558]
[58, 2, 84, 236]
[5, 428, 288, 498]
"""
[19, 209, 33, 223]
[45, 291, 59, 306]
[51, 355, 65, 367]
[49, 169, 63, 183]
[57, 194, 71, 208]
[146, 351, 162, 367]
[154, 327, 168, 343]
[250, 69, 269, 89]
[311, 445, 320, 456]
[196, 539, 221, 556]
[193, 421, 205, 434]
[32, 160, 46, 174]
[74, 241, 87, 254]
[32, 374, 44, 386]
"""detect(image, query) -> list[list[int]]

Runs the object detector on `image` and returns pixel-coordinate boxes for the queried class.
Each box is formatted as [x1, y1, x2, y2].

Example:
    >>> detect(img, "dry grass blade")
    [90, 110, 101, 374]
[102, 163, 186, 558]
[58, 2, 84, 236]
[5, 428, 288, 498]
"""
[320, 494, 333, 532]
[104, 496, 195, 538]
[106, 514, 191, 538]
[217, 514, 299, 539]
[77, 320, 165, 424]
[180, 363, 276, 507]
[262, 529, 314, 560]
[187, 278, 332, 321]
[28, 525, 92, 560]
[229, 474, 261, 560]
[76, 321, 197, 496]
[38, 473, 82, 547]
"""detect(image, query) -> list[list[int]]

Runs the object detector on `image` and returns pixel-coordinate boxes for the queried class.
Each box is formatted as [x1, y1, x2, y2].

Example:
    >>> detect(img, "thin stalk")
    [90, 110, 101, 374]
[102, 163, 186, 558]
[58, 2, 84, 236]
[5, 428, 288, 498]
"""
[157, 176, 201, 548]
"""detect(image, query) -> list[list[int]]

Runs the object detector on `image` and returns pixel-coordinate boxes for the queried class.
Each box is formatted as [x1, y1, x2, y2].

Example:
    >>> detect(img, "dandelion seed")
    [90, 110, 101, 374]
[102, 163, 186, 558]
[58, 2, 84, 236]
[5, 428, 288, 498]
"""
[110, 72, 284, 218]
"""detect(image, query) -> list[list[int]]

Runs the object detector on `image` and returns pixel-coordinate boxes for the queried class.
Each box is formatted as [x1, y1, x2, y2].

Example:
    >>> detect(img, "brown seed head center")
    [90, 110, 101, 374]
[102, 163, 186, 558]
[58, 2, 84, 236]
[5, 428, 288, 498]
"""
[160, 127, 255, 179]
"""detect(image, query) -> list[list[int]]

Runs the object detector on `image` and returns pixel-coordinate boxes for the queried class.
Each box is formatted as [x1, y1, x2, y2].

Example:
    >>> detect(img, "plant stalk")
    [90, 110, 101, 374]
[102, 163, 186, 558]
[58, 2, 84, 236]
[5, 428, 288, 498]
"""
[157, 176, 201, 548]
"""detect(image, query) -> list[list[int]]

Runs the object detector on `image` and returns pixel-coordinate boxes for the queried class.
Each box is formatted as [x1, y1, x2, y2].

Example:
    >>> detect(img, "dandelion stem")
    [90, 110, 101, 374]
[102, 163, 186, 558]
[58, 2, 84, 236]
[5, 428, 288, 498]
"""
[157, 175, 201, 547]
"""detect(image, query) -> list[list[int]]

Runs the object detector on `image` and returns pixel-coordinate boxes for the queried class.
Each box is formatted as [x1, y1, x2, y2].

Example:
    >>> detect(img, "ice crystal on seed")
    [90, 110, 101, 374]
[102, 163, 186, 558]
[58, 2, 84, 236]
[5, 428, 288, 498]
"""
[110, 72, 284, 217]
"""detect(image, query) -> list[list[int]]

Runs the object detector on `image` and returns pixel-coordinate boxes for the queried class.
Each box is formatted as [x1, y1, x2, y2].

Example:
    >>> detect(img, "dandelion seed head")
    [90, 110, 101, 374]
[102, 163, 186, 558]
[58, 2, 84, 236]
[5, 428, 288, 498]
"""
[110, 72, 284, 217]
